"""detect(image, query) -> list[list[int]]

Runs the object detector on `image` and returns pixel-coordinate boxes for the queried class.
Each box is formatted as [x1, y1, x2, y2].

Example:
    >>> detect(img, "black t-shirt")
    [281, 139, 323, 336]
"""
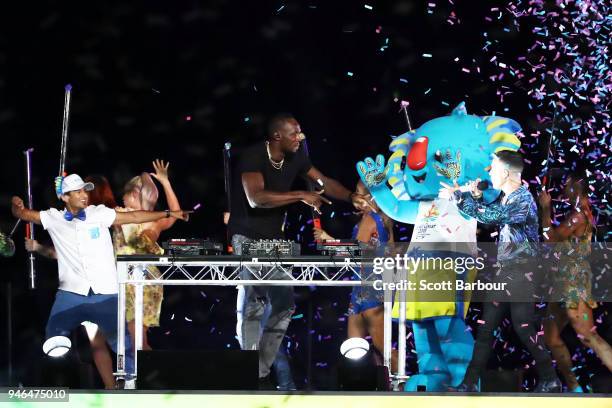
[228, 141, 312, 239]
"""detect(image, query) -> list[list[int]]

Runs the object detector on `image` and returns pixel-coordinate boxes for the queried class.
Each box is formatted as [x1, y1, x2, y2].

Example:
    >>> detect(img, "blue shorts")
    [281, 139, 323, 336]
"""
[46, 289, 134, 375]
[348, 285, 383, 315]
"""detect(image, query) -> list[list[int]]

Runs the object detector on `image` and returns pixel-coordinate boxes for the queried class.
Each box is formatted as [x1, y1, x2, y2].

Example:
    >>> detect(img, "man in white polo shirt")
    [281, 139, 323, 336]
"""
[11, 174, 190, 385]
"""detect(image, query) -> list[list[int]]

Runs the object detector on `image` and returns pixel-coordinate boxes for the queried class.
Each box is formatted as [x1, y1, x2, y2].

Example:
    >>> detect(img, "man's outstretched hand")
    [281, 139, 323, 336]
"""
[300, 191, 332, 215]
[11, 196, 25, 218]
[169, 210, 193, 221]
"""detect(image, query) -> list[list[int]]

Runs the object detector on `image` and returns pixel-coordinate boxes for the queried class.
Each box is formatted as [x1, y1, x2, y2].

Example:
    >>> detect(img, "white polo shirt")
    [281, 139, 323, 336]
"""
[40, 205, 118, 295]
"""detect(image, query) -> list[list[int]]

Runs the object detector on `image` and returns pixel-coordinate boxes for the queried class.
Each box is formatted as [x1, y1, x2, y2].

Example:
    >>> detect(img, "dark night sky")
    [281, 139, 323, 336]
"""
[1, 0, 543, 234]
[1, 0, 610, 389]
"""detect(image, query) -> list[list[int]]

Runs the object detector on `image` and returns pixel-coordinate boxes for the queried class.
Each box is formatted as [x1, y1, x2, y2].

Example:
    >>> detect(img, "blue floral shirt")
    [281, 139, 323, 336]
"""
[454, 185, 539, 262]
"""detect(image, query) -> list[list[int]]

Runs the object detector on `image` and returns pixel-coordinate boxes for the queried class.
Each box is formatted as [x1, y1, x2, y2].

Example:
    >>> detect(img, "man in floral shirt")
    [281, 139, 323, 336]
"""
[442, 150, 561, 393]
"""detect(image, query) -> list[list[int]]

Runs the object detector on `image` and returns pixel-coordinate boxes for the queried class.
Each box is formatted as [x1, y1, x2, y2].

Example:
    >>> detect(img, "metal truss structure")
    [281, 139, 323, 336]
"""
[114, 255, 407, 388]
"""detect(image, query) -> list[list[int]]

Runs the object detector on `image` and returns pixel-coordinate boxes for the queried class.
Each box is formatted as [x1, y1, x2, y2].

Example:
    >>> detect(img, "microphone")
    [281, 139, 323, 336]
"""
[477, 180, 489, 191]
[458, 180, 489, 193]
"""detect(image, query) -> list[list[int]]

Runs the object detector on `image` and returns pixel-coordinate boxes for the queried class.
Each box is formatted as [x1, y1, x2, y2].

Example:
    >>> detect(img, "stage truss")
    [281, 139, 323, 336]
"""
[114, 255, 407, 388]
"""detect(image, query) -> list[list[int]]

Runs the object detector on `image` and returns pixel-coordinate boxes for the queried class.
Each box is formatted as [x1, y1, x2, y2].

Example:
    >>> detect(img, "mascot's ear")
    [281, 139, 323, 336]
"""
[451, 101, 467, 116]
[389, 131, 413, 153]
[481, 115, 522, 153]
[385, 133, 412, 201]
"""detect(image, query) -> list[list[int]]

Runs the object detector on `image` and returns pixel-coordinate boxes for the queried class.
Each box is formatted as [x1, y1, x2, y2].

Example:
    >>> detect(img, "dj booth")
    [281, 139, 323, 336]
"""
[114, 254, 411, 388]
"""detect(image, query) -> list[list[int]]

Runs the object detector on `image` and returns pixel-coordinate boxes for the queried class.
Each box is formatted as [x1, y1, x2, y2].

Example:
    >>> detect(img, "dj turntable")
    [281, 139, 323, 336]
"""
[162, 238, 224, 256]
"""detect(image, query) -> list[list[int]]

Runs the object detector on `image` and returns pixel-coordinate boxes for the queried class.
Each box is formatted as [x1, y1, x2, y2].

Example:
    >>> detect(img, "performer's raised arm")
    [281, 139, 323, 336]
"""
[11, 196, 41, 225]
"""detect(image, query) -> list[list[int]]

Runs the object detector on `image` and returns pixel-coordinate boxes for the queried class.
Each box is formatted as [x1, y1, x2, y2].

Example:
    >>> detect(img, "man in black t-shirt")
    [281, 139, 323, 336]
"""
[229, 113, 370, 385]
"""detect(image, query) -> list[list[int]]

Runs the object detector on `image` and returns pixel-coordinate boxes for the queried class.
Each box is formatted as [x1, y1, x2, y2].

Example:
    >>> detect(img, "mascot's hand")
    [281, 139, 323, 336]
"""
[433, 149, 462, 181]
[356, 154, 388, 189]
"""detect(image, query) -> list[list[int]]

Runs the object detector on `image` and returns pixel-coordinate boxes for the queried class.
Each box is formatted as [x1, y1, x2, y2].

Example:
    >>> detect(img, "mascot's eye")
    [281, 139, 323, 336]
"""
[434, 150, 443, 162]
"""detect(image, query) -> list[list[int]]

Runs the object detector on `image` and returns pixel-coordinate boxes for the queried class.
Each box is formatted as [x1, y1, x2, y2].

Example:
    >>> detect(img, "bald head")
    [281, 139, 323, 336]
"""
[267, 113, 297, 139]
[267, 114, 302, 154]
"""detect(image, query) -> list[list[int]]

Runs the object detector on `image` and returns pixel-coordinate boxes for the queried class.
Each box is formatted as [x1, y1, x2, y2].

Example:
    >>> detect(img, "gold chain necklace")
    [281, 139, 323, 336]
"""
[265, 141, 284, 170]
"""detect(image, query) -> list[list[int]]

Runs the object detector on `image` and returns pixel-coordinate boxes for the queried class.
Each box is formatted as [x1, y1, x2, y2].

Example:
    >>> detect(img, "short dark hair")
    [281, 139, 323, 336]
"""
[495, 150, 524, 173]
[267, 113, 295, 138]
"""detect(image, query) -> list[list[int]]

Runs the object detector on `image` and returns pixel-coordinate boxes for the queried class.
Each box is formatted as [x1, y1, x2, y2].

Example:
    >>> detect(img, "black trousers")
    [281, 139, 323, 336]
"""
[463, 301, 557, 385]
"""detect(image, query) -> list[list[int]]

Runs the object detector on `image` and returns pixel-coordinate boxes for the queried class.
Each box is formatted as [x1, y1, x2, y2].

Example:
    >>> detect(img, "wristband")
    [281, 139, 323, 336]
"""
[165, 210, 170, 218]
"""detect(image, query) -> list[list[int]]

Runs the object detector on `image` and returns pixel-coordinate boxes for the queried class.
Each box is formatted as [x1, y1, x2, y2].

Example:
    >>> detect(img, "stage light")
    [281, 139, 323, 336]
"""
[340, 337, 370, 360]
[338, 338, 388, 391]
[42, 336, 72, 357]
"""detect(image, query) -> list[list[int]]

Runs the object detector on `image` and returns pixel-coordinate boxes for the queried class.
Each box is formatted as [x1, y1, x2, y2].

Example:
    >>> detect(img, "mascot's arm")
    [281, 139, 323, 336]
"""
[356, 155, 419, 224]
[454, 191, 529, 226]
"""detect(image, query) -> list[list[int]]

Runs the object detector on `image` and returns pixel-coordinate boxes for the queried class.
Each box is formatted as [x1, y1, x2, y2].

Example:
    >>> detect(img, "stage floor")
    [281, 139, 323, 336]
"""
[2, 391, 610, 408]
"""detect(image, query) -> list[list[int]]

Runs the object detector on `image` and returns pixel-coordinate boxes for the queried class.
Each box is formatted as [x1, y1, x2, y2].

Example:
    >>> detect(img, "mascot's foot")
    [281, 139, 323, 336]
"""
[404, 373, 451, 392]
[534, 378, 562, 393]
[448, 382, 479, 392]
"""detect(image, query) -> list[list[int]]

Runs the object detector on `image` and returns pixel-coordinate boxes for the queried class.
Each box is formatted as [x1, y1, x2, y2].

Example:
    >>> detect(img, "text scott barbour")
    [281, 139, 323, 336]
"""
[372, 279, 508, 292]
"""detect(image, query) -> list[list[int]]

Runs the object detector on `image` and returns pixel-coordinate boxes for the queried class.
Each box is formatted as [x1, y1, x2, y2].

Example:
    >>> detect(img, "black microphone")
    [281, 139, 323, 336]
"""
[477, 180, 489, 191]
[458, 180, 490, 193]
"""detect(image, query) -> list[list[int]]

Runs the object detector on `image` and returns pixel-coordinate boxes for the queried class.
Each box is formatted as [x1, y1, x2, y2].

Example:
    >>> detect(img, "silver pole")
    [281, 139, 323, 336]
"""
[382, 264, 393, 378]
[59, 85, 72, 178]
[397, 266, 407, 389]
[23, 148, 36, 289]
[383, 294, 392, 375]
[116, 262, 128, 380]
[8, 219, 21, 237]
[7, 282, 12, 385]
[134, 266, 145, 376]
[400, 101, 413, 131]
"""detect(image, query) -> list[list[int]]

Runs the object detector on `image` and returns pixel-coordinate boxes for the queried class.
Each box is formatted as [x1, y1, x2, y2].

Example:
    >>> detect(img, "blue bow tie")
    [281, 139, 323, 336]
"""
[64, 209, 86, 221]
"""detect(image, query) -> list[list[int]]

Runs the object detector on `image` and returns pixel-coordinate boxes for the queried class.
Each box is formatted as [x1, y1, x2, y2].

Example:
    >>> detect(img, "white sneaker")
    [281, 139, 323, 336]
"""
[124, 379, 137, 390]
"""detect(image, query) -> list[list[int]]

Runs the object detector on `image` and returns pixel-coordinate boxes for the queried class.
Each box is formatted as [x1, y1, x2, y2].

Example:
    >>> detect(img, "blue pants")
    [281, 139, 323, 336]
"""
[46, 289, 135, 375]
[405, 316, 474, 391]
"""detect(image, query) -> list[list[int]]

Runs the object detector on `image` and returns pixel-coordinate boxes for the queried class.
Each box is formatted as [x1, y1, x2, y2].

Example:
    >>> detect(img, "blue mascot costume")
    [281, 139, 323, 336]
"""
[357, 102, 522, 391]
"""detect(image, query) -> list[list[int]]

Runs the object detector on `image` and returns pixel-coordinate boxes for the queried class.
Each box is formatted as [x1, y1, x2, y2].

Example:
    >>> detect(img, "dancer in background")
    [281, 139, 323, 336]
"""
[539, 174, 612, 391]
[114, 159, 182, 352]
[314, 182, 398, 372]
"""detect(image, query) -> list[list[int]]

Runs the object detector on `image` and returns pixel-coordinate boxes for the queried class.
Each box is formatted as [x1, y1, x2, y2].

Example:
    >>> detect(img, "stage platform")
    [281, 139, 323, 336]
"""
[2, 391, 610, 408]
